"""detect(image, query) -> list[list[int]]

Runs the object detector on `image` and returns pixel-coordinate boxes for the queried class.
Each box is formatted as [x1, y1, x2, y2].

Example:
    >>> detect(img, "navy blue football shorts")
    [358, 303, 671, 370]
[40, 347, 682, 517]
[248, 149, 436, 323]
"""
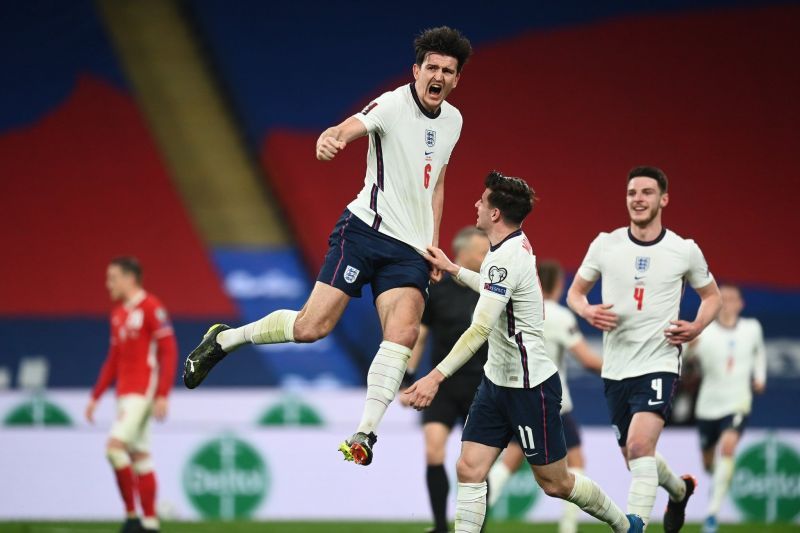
[317, 209, 430, 301]
[697, 413, 748, 451]
[462, 373, 567, 466]
[603, 371, 679, 447]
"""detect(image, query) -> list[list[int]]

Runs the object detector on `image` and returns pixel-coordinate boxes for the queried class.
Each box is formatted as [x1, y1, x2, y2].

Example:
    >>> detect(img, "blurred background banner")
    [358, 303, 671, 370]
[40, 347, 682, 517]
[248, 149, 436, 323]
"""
[1, 0, 799, 526]
[2, 390, 799, 523]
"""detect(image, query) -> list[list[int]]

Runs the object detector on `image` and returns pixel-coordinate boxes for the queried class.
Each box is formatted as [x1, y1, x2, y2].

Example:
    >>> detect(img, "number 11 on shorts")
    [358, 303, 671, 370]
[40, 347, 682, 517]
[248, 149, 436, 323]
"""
[518, 425, 535, 450]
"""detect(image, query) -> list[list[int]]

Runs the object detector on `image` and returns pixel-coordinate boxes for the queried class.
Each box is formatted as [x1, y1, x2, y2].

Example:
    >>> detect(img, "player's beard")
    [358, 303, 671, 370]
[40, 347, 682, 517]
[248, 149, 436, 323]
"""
[630, 205, 660, 228]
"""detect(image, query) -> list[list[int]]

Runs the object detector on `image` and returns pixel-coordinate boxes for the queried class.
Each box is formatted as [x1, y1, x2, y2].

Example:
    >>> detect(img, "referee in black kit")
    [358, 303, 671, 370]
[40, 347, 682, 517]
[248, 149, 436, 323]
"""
[401, 226, 490, 533]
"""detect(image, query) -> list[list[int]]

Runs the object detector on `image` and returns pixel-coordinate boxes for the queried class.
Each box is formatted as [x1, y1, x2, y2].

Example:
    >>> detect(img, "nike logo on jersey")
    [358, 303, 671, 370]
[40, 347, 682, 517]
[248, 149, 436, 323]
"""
[634, 275, 646, 280]
[525, 451, 539, 457]
[425, 150, 434, 156]
[648, 399, 664, 406]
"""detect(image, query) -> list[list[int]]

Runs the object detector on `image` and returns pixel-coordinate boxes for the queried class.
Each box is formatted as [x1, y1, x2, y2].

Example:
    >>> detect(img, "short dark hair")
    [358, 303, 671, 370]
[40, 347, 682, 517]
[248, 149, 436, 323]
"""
[537, 260, 564, 294]
[628, 166, 668, 193]
[484, 170, 535, 225]
[414, 26, 472, 73]
[110, 256, 142, 284]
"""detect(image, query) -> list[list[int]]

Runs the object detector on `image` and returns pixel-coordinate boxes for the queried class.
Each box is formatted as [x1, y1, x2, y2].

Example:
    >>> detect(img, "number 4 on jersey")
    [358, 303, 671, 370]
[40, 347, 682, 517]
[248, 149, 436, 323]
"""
[633, 287, 644, 310]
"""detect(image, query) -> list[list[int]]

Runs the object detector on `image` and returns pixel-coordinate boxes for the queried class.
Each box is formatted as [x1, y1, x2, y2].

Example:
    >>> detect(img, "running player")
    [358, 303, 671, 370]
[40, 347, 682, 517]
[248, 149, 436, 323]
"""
[400, 226, 489, 533]
[183, 27, 472, 466]
[688, 284, 766, 533]
[405, 171, 644, 533]
[567, 166, 722, 531]
[488, 259, 602, 533]
[86, 257, 178, 533]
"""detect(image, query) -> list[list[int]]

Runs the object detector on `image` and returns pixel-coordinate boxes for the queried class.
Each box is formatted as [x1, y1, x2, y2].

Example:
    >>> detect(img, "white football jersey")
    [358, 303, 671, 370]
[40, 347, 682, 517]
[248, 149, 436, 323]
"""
[349, 83, 462, 253]
[577, 227, 714, 380]
[543, 300, 584, 413]
[479, 230, 557, 389]
[694, 318, 766, 419]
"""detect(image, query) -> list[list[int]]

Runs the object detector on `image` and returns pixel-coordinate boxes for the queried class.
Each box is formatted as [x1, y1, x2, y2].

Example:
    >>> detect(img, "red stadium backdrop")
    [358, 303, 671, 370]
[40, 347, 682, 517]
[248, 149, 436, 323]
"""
[1, 76, 235, 318]
[263, 6, 799, 288]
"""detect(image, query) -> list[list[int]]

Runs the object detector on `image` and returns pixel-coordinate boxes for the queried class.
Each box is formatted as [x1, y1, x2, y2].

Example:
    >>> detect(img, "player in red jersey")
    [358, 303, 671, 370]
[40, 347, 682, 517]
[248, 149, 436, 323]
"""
[85, 257, 177, 533]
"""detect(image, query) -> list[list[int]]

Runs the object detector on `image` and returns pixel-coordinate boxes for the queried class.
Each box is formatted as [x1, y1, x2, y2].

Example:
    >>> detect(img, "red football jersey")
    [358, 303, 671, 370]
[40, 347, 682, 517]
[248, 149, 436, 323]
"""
[92, 291, 178, 400]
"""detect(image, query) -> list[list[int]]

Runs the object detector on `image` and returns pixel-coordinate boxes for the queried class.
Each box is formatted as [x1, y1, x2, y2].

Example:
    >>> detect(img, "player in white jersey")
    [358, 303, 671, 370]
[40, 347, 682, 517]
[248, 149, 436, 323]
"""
[488, 260, 603, 533]
[687, 285, 766, 533]
[567, 166, 722, 531]
[183, 27, 473, 466]
[405, 171, 644, 533]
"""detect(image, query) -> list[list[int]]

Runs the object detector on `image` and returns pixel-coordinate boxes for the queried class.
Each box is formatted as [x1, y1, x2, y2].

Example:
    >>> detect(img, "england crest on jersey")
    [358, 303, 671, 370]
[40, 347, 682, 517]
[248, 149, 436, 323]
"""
[344, 265, 360, 284]
[635, 256, 650, 273]
[425, 129, 436, 148]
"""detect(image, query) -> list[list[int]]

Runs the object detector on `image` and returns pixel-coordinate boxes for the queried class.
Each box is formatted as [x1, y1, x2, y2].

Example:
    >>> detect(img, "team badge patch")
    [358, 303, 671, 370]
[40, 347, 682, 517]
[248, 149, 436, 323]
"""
[425, 129, 436, 148]
[343, 265, 360, 284]
[488, 266, 508, 283]
[635, 256, 650, 273]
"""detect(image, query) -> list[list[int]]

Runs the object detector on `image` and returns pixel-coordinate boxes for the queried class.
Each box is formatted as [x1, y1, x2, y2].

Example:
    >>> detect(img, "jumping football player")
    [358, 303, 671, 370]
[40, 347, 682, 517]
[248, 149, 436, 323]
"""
[184, 27, 472, 466]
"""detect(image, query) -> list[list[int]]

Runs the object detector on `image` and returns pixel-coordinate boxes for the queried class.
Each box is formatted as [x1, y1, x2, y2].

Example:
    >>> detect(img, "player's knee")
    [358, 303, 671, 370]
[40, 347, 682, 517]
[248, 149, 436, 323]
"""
[625, 438, 653, 460]
[132, 454, 154, 475]
[106, 445, 131, 469]
[425, 444, 445, 465]
[383, 323, 419, 349]
[456, 456, 484, 483]
[720, 440, 737, 457]
[538, 476, 571, 499]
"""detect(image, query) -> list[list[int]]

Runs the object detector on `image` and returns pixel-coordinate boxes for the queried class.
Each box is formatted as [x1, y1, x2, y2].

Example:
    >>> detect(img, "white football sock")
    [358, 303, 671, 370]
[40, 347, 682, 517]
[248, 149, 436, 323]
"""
[455, 482, 487, 533]
[356, 341, 410, 434]
[487, 461, 512, 507]
[627, 456, 659, 526]
[217, 310, 297, 351]
[567, 471, 630, 533]
[708, 455, 734, 515]
[559, 467, 583, 533]
[655, 451, 686, 502]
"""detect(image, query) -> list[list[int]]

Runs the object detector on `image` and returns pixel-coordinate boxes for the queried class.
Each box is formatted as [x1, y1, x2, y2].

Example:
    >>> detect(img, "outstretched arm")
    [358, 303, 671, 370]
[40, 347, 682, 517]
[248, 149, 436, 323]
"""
[567, 274, 618, 332]
[404, 295, 503, 410]
[315, 116, 368, 161]
[424, 245, 481, 292]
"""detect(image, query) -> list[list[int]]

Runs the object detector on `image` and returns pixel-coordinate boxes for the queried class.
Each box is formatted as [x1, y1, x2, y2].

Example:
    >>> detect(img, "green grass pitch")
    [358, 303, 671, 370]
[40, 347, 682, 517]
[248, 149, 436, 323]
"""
[1, 522, 797, 533]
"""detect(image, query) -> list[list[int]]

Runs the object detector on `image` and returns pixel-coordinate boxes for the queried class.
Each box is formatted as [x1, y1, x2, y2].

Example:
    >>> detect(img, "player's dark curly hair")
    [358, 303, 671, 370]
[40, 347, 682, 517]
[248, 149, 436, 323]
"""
[414, 26, 472, 73]
[110, 256, 142, 284]
[628, 165, 668, 193]
[485, 170, 535, 225]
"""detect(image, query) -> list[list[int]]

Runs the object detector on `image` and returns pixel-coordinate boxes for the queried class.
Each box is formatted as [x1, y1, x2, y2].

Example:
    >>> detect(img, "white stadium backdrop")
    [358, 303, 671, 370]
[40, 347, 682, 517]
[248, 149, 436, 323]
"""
[0, 390, 798, 523]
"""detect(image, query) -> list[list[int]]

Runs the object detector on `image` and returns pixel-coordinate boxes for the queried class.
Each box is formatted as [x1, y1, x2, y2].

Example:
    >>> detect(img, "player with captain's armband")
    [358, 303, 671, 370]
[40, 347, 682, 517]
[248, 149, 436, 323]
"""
[405, 171, 644, 533]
